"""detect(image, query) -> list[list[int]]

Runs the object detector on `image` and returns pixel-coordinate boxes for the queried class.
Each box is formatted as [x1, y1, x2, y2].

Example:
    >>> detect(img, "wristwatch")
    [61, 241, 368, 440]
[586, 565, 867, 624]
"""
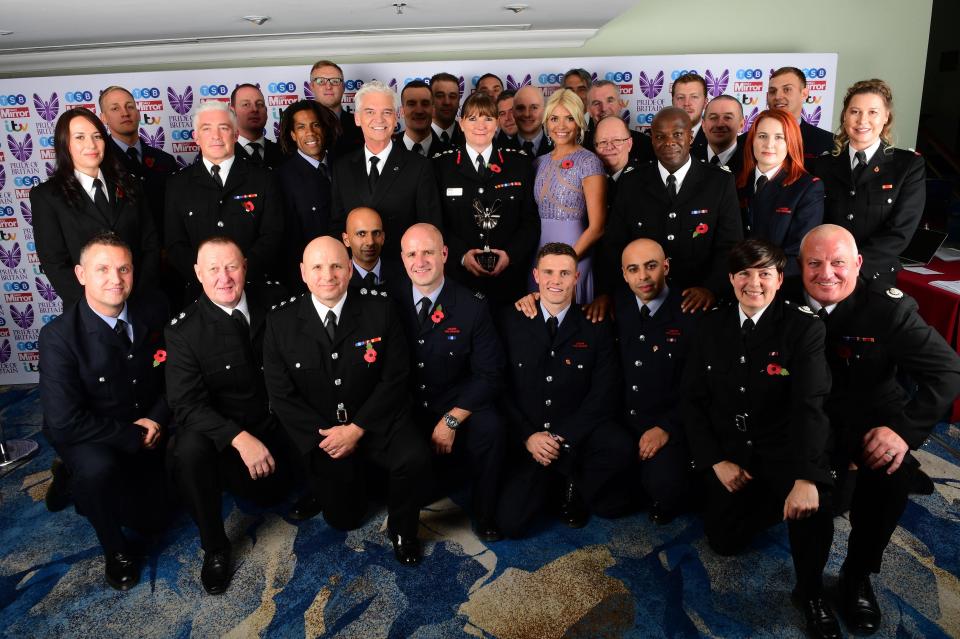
[443, 413, 461, 430]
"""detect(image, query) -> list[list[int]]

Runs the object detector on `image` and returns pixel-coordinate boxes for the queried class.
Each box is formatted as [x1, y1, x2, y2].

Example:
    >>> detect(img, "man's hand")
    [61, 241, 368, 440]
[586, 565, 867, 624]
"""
[863, 426, 909, 474]
[318, 423, 365, 459]
[681, 287, 715, 313]
[583, 294, 612, 323]
[783, 479, 819, 520]
[526, 431, 562, 466]
[514, 292, 540, 318]
[231, 430, 276, 480]
[463, 250, 492, 277]
[488, 249, 510, 276]
[134, 418, 162, 450]
[431, 419, 457, 454]
[638, 426, 669, 460]
[712, 460, 753, 493]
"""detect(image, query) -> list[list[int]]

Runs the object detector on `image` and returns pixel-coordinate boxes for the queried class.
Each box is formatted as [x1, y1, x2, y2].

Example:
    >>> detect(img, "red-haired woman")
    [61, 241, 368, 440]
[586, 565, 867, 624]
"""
[737, 109, 824, 276]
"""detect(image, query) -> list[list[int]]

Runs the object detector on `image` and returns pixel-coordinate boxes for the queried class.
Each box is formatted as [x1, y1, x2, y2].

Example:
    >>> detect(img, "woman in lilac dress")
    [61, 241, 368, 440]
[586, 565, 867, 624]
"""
[532, 88, 606, 303]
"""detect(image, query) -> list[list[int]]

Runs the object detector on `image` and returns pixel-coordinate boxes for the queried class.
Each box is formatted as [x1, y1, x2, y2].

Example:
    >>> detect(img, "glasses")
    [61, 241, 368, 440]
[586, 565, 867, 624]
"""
[311, 77, 344, 87]
[594, 137, 630, 150]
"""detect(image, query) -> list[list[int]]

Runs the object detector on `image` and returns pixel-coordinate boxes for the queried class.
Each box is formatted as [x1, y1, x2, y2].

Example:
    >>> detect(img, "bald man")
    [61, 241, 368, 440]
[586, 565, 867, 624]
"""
[513, 86, 552, 157]
[789, 224, 960, 634]
[263, 236, 431, 566]
[341, 207, 403, 291]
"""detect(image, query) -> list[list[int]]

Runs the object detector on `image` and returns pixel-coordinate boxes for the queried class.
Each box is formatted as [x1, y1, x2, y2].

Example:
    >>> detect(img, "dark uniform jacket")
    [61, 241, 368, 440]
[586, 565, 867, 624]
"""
[110, 138, 178, 240]
[615, 286, 698, 439]
[395, 279, 504, 415]
[164, 291, 277, 452]
[682, 298, 832, 484]
[584, 127, 655, 165]
[329, 107, 364, 162]
[164, 159, 283, 287]
[691, 134, 746, 178]
[276, 153, 332, 288]
[349, 258, 405, 293]
[39, 295, 170, 454]
[330, 143, 442, 260]
[498, 303, 620, 446]
[432, 145, 540, 305]
[233, 138, 285, 170]
[800, 120, 834, 168]
[262, 289, 411, 455]
[394, 131, 450, 158]
[494, 130, 520, 150]
[813, 144, 926, 281]
[517, 133, 552, 157]
[31, 179, 160, 307]
[605, 158, 743, 297]
[691, 127, 707, 154]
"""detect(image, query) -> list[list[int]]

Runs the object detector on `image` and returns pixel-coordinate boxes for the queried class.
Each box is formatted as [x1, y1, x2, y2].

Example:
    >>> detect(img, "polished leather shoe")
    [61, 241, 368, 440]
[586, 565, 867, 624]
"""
[105, 552, 140, 591]
[389, 531, 422, 566]
[474, 521, 503, 543]
[45, 458, 72, 513]
[288, 494, 323, 521]
[558, 480, 589, 528]
[840, 571, 881, 635]
[201, 548, 232, 595]
[792, 591, 842, 639]
[649, 502, 677, 525]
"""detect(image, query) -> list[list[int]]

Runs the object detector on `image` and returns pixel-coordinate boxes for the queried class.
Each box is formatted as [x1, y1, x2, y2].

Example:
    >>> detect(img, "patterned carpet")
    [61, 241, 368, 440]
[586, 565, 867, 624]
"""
[0, 385, 957, 638]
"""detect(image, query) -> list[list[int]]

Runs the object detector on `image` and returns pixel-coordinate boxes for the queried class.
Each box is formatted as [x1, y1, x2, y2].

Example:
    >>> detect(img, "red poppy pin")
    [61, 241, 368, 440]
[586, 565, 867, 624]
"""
[766, 363, 789, 376]
[692, 223, 709, 238]
[243, 200, 255, 213]
[489, 163, 502, 173]
[561, 159, 574, 170]
[152, 349, 167, 367]
[144, 156, 155, 169]
[364, 347, 377, 363]
[115, 185, 125, 200]
[431, 303, 445, 325]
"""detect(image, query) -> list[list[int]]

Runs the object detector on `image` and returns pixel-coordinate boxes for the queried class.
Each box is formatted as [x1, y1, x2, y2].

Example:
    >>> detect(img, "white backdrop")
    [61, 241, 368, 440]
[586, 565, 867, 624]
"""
[0, 52, 837, 384]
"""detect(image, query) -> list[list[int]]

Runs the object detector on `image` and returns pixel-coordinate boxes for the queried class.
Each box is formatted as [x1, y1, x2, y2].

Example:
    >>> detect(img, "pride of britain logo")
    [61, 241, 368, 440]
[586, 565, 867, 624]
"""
[167, 86, 194, 115]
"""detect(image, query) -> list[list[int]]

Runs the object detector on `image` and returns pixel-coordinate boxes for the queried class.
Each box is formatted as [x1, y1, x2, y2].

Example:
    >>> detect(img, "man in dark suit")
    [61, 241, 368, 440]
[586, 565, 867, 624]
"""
[397, 80, 448, 158]
[603, 107, 743, 314]
[396, 224, 506, 540]
[342, 207, 404, 290]
[694, 95, 746, 176]
[497, 242, 633, 537]
[165, 237, 290, 595]
[165, 101, 284, 301]
[513, 86, 552, 157]
[792, 225, 960, 635]
[262, 236, 432, 565]
[494, 91, 520, 150]
[584, 80, 654, 164]
[768, 67, 834, 167]
[310, 60, 363, 161]
[230, 84, 284, 169]
[672, 73, 708, 152]
[593, 116, 641, 204]
[430, 72, 465, 147]
[39, 232, 170, 591]
[329, 81, 441, 259]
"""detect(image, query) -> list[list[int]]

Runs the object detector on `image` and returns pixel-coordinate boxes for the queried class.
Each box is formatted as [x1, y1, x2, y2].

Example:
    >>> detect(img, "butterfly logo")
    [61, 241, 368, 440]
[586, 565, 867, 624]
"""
[742, 107, 760, 133]
[45, 162, 55, 178]
[590, 72, 599, 82]
[0, 242, 22, 268]
[506, 74, 532, 91]
[33, 93, 60, 122]
[35, 277, 58, 301]
[458, 76, 465, 94]
[175, 155, 190, 169]
[621, 109, 631, 125]
[0, 339, 10, 364]
[705, 69, 729, 98]
[388, 79, 398, 92]
[166, 86, 193, 115]
[0, 164, 5, 190]
[638, 71, 664, 99]
[273, 121, 281, 140]
[139, 127, 165, 149]
[10, 303, 34, 329]
[303, 81, 315, 102]
[20, 203, 31, 227]
[801, 106, 822, 127]
[7, 134, 33, 162]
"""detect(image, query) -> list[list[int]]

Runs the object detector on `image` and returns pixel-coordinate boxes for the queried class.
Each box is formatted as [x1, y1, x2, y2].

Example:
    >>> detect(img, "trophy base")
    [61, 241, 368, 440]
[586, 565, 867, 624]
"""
[477, 252, 499, 273]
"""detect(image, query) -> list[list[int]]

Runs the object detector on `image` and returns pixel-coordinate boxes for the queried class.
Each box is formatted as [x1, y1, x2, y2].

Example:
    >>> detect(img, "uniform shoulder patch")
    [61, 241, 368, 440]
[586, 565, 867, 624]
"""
[797, 305, 814, 315]
[886, 287, 904, 300]
[168, 303, 197, 327]
[433, 149, 456, 159]
[474, 290, 485, 300]
[720, 164, 730, 172]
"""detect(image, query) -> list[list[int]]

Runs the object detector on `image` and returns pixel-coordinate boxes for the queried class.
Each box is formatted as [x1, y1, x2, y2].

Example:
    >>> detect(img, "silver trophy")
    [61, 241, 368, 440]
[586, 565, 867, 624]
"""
[472, 198, 502, 272]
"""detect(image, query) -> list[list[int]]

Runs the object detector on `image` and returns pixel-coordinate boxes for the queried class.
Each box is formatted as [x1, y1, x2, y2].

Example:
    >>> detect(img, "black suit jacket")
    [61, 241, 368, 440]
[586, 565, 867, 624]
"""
[517, 132, 553, 157]
[682, 298, 832, 484]
[164, 292, 276, 451]
[738, 171, 824, 275]
[393, 131, 450, 158]
[39, 296, 170, 453]
[494, 130, 520, 150]
[497, 303, 620, 446]
[605, 158, 743, 297]
[432, 145, 540, 305]
[262, 290, 411, 454]
[349, 257, 404, 292]
[164, 157, 284, 287]
[330, 143, 442, 260]
[691, 126, 707, 153]
[584, 127, 655, 165]
[31, 179, 160, 307]
[233, 138, 285, 170]
[813, 144, 926, 281]
[800, 119, 834, 168]
[276, 153, 332, 289]
[690, 134, 746, 178]
[110, 138, 178, 241]
[329, 107, 365, 162]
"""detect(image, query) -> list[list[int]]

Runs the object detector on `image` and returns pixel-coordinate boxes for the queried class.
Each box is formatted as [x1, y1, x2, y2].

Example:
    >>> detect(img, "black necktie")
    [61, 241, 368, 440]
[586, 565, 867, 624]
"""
[317, 161, 330, 182]
[363, 271, 377, 287]
[546, 315, 558, 339]
[126, 147, 140, 165]
[412, 142, 424, 156]
[114, 318, 131, 349]
[710, 155, 720, 165]
[476, 154, 487, 178]
[817, 308, 829, 322]
[324, 310, 336, 342]
[666, 174, 677, 202]
[211, 164, 223, 189]
[522, 140, 535, 156]
[368, 156, 380, 192]
[92, 178, 111, 218]
[231, 309, 249, 336]
[441, 131, 450, 145]
[852, 150, 868, 183]
[741, 317, 755, 338]
[639, 305, 651, 321]
[417, 297, 432, 326]
[755, 175, 768, 193]
[248, 142, 262, 162]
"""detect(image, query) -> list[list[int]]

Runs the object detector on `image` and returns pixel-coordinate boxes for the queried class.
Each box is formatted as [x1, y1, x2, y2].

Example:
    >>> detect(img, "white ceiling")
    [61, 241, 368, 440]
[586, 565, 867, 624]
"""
[0, 1, 638, 75]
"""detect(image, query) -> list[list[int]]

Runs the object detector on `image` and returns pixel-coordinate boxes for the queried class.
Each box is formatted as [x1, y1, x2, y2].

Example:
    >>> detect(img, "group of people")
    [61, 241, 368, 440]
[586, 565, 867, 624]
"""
[30, 59, 960, 639]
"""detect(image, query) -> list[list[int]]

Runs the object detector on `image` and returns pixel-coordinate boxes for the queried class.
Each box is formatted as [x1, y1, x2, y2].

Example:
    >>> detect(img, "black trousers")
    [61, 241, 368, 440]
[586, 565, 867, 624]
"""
[496, 421, 634, 539]
[628, 431, 690, 512]
[413, 406, 505, 524]
[301, 417, 432, 539]
[702, 470, 834, 596]
[168, 427, 290, 552]
[57, 441, 169, 555]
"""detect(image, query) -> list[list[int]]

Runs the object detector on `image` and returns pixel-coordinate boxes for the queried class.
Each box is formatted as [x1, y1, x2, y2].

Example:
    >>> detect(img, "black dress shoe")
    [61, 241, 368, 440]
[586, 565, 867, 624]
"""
[792, 591, 842, 639]
[474, 521, 503, 543]
[201, 548, 232, 595]
[389, 531, 422, 567]
[558, 480, 589, 528]
[45, 458, 72, 513]
[840, 571, 881, 635]
[105, 552, 140, 591]
[649, 502, 677, 525]
[288, 494, 323, 521]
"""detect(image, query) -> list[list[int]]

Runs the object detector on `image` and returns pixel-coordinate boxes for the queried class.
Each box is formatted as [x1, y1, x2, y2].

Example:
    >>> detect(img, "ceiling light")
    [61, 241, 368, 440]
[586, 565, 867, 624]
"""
[393, 2, 407, 14]
[0, 31, 13, 36]
[504, 4, 528, 13]
[241, 16, 270, 26]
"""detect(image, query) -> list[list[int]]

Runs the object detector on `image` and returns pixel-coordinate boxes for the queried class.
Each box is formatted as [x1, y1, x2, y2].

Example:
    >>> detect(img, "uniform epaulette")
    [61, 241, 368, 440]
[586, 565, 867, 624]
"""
[168, 304, 197, 327]
[516, 149, 529, 157]
[358, 288, 389, 298]
[500, 147, 522, 154]
[433, 149, 457, 159]
[272, 294, 305, 311]
[474, 290, 485, 300]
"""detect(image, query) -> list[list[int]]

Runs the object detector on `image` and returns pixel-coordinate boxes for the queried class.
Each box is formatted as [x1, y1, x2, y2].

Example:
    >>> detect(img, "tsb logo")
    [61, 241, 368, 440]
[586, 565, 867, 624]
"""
[0, 207, 14, 217]
[132, 87, 161, 99]
[0, 94, 27, 106]
[13, 176, 40, 187]
[344, 80, 364, 91]
[4, 281, 29, 292]
[537, 73, 566, 84]
[670, 69, 699, 80]
[38, 135, 55, 148]
[604, 71, 633, 83]
[171, 129, 195, 141]
[736, 69, 763, 80]
[65, 91, 94, 102]
[17, 341, 38, 350]
[803, 68, 827, 79]
[199, 85, 229, 97]
[267, 82, 296, 94]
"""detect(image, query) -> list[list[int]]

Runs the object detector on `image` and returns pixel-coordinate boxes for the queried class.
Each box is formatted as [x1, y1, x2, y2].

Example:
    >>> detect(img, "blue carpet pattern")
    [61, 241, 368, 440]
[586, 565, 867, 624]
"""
[0, 385, 957, 638]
